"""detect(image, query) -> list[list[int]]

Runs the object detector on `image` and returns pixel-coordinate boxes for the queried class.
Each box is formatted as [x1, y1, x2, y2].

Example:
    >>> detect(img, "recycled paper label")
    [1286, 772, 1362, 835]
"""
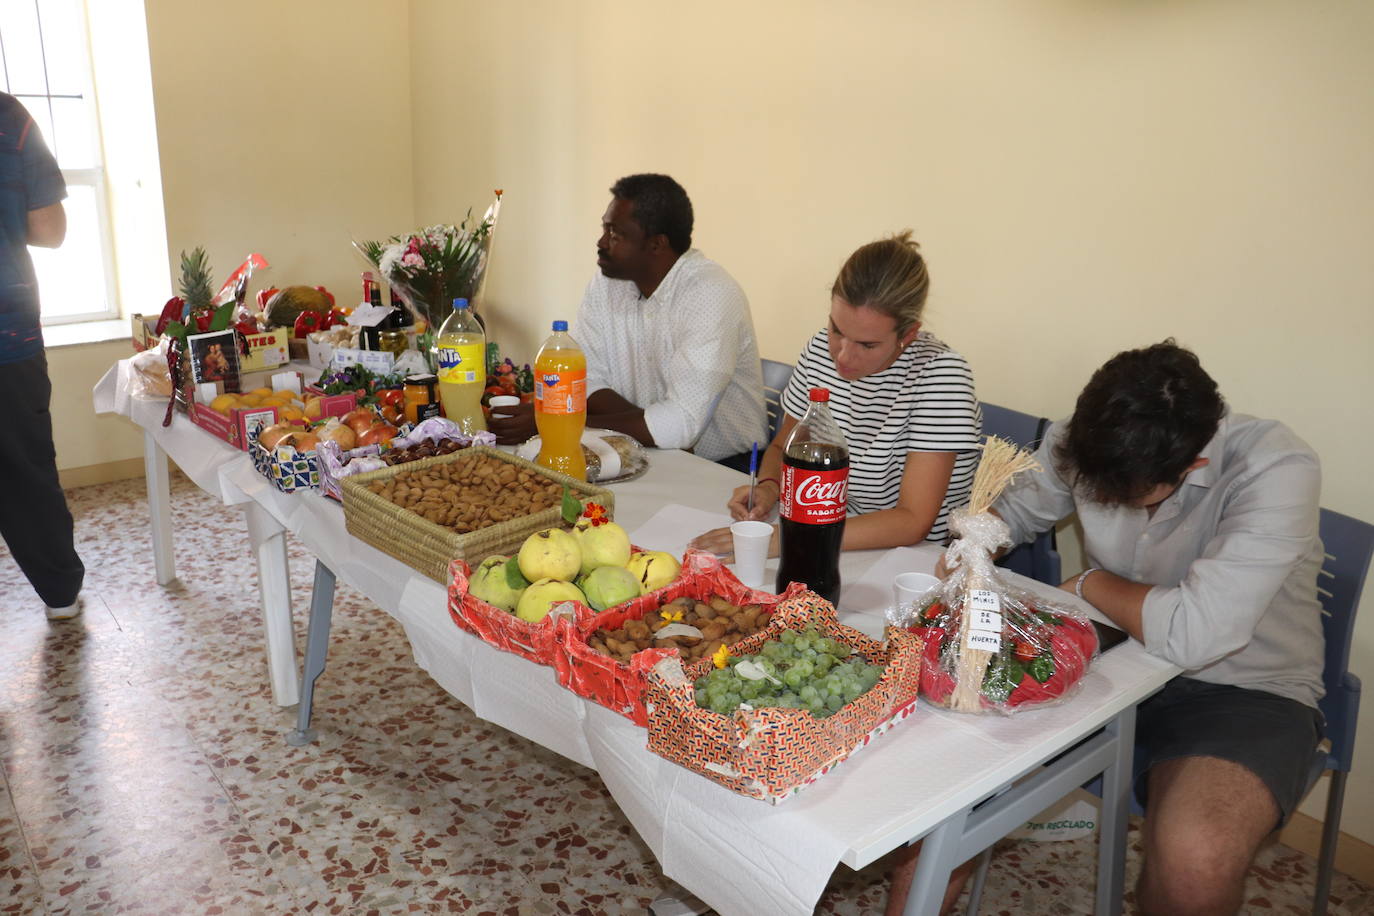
[968, 588, 1003, 650]
[970, 589, 1001, 614]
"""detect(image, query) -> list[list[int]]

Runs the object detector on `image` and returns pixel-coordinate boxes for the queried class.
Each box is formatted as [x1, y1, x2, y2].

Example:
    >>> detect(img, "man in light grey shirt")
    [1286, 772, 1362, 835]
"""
[995, 340, 1323, 916]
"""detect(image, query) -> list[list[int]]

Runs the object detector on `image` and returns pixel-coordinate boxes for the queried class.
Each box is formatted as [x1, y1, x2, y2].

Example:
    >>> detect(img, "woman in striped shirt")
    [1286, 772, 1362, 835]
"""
[692, 231, 982, 554]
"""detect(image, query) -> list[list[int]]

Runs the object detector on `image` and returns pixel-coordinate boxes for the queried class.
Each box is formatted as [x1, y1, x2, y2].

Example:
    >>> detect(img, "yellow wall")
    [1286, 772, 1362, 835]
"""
[48, 0, 417, 474]
[143, 0, 415, 302]
[409, 0, 1374, 838]
[48, 0, 1374, 845]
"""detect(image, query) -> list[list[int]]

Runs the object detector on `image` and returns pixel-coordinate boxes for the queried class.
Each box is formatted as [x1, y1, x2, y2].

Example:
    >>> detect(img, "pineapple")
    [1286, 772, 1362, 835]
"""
[178, 247, 215, 324]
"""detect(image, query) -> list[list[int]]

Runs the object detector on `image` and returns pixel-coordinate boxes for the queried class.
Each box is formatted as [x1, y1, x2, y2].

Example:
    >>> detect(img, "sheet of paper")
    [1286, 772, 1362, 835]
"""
[628, 503, 733, 559]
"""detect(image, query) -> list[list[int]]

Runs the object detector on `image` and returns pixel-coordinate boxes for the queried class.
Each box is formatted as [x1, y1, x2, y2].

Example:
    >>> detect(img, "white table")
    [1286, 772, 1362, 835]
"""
[96, 359, 1179, 916]
[92, 359, 302, 705]
[216, 452, 1176, 916]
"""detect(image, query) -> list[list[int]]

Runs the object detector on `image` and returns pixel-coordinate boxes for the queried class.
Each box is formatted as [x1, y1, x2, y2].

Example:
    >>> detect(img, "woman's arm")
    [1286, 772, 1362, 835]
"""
[839, 451, 957, 551]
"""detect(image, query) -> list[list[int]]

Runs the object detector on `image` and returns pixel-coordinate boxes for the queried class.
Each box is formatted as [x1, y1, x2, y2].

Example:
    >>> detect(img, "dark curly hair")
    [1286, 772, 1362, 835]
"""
[1054, 339, 1225, 506]
[610, 173, 693, 254]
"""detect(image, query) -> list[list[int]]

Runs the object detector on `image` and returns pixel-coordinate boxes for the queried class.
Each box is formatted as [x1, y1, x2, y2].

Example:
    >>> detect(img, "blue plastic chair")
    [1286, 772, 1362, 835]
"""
[761, 358, 794, 443]
[978, 402, 1061, 585]
[1308, 507, 1371, 915]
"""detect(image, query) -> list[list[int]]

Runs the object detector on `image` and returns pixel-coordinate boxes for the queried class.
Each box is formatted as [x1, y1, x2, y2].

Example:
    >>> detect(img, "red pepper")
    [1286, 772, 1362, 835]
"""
[1013, 640, 1039, 663]
[194, 310, 213, 332]
[154, 296, 185, 336]
[293, 310, 321, 338]
[315, 286, 335, 308]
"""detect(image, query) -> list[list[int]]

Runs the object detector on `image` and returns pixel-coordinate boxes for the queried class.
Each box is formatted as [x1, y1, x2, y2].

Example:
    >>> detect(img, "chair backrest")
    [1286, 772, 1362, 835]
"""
[978, 401, 1061, 585]
[761, 358, 794, 443]
[980, 402, 1048, 451]
[1315, 507, 1373, 771]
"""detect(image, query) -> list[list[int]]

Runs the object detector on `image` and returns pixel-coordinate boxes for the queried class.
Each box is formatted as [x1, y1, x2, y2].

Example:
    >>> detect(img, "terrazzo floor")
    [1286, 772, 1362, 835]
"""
[2, 474, 1371, 915]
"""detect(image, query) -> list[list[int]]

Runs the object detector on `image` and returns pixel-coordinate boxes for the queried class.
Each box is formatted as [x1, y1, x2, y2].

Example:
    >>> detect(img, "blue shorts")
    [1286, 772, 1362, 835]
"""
[1134, 677, 1323, 828]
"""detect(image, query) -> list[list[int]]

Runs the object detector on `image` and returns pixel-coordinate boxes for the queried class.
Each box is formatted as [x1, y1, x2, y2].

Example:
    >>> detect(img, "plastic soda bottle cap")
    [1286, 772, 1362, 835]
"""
[808, 387, 831, 402]
[452, 298, 469, 310]
[552, 320, 568, 331]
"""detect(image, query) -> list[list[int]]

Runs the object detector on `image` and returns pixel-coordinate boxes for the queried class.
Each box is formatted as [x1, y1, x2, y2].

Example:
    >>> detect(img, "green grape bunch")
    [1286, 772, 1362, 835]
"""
[692, 626, 885, 719]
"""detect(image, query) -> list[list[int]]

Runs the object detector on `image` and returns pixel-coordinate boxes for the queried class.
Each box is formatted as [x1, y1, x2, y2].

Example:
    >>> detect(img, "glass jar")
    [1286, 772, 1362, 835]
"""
[403, 373, 440, 425]
[377, 326, 408, 355]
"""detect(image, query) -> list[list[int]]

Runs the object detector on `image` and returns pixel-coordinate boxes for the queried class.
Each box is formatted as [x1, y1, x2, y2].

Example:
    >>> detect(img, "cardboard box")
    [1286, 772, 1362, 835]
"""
[306, 336, 336, 370]
[189, 400, 279, 450]
[240, 328, 289, 372]
[130, 313, 159, 352]
[548, 558, 806, 726]
[644, 593, 923, 803]
[187, 374, 357, 451]
[249, 434, 321, 493]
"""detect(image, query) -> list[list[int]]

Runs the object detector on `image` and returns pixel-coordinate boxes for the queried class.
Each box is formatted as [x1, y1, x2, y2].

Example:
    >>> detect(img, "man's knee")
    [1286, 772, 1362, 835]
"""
[1140, 828, 1249, 916]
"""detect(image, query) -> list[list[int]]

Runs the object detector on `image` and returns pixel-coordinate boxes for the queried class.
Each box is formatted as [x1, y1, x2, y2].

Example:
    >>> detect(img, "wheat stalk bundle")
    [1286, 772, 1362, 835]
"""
[950, 437, 1041, 712]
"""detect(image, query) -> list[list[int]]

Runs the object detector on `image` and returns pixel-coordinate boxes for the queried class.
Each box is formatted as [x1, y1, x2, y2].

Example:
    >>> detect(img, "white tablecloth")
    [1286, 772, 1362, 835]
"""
[95, 357, 1178, 916]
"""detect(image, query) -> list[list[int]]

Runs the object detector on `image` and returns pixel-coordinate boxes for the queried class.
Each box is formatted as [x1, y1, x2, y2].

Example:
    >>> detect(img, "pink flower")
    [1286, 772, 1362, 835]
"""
[402, 252, 425, 269]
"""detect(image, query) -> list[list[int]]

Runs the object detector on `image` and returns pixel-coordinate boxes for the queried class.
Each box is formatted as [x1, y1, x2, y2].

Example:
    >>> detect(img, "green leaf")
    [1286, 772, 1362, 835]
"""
[1028, 653, 1056, 684]
[163, 320, 189, 348]
[560, 485, 581, 525]
[503, 557, 530, 591]
[209, 300, 237, 332]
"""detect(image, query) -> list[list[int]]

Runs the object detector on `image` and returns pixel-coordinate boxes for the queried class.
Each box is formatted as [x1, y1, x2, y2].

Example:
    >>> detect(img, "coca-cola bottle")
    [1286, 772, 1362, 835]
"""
[776, 387, 850, 604]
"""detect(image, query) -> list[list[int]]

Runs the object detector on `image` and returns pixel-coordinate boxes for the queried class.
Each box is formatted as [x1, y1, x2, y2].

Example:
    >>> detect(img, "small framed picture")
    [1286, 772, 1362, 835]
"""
[187, 329, 241, 387]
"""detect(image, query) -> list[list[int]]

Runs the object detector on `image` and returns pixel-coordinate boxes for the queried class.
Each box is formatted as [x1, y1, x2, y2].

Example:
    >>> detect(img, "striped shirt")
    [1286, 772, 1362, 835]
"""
[781, 329, 982, 543]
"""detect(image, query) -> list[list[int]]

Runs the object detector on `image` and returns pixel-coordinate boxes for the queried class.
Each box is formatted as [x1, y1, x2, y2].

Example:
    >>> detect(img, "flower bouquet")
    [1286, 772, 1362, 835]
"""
[355, 191, 503, 362]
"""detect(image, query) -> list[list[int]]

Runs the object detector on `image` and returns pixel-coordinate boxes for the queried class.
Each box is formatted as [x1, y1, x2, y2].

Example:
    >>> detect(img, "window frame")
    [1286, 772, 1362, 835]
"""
[2, 0, 122, 326]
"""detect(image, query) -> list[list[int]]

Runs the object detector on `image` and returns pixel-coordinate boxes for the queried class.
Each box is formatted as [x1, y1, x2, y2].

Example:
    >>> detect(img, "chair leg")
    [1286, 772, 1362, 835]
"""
[965, 847, 993, 915]
[1312, 770, 1348, 916]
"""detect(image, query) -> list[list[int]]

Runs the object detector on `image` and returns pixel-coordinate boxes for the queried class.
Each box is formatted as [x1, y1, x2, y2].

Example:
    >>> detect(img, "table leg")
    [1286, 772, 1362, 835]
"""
[143, 431, 176, 586]
[647, 882, 709, 915]
[1096, 705, 1136, 916]
[286, 560, 337, 746]
[243, 501, 300, 707]
[903, 810, 967, 916]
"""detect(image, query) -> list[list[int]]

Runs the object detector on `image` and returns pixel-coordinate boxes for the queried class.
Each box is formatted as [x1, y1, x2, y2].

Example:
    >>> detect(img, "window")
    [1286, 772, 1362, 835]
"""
[1, 0, 118, 324]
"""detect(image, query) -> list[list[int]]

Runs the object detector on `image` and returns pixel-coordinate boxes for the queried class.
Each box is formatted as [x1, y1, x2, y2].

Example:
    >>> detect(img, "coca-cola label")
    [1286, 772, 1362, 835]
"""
[780, 464, 849, 524]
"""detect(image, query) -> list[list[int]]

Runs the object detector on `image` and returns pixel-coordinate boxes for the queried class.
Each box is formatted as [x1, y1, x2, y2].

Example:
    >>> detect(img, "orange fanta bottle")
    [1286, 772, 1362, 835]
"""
[534, 320, 587, 480]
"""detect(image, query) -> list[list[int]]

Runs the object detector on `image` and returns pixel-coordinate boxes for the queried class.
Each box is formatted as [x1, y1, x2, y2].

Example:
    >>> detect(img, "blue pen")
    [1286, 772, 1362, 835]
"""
[747, 442, 760, 514]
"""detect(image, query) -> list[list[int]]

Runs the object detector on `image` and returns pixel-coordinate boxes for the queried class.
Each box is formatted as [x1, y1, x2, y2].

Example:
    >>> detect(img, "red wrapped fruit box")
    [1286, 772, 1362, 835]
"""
[645, 592, 923, 803]
[550, 556, 806, 726]
[446, 548, 712, 668]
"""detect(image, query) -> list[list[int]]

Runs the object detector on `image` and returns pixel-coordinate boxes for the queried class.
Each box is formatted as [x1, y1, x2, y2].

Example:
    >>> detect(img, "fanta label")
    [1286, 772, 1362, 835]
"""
[780, 464, 849, 524]
[437, 343, 483, 385]
[535, 367, 586, 415]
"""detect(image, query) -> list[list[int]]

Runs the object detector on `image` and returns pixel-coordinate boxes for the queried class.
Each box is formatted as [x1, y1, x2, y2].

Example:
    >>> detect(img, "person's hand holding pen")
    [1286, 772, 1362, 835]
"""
[688, 443, 782, 557]
[746, 442, 759, 515]
[727, 476, 779, 522]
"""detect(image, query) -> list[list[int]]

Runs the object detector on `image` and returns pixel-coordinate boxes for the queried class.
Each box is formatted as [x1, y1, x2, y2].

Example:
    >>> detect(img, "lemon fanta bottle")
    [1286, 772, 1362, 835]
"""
[534, 320, 587, 480]
[435, 298, 487, 434]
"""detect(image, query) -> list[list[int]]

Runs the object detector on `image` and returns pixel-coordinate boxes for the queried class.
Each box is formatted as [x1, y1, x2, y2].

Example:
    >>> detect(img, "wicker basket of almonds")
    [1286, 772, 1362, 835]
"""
[341, 446, 613, 583]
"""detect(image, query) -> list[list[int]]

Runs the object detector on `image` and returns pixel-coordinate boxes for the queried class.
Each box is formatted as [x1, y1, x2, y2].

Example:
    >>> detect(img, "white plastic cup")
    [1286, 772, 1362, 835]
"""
[893, 571, 940, 608]
[730, 520, 773, 590]
[488, 395, 521, 418]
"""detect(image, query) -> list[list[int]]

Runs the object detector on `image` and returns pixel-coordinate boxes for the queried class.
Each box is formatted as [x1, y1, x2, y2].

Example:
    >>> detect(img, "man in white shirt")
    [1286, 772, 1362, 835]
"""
[994, 340, 1323, 916]
[491, 174, 765, 466]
